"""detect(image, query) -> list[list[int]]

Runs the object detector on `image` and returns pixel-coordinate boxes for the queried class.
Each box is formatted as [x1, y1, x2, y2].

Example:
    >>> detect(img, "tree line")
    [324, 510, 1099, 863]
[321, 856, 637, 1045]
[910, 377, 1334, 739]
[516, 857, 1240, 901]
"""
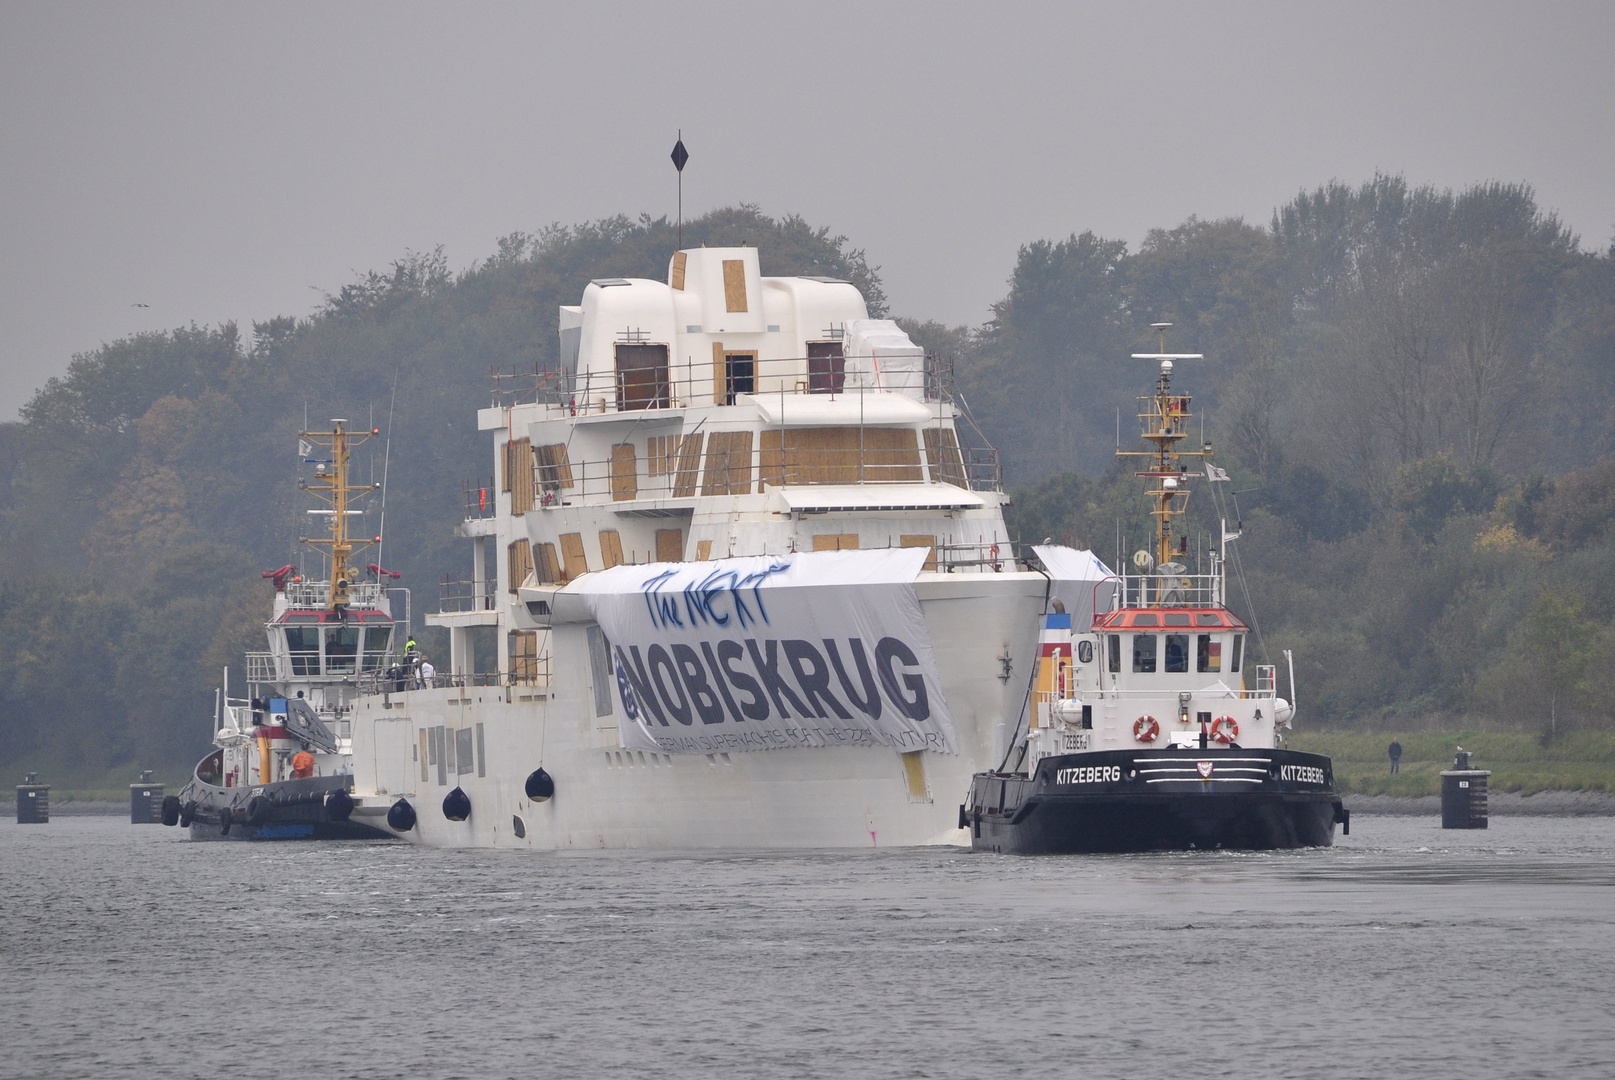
[2, 182, 1612, 781]
[941, 176, 1615, 736]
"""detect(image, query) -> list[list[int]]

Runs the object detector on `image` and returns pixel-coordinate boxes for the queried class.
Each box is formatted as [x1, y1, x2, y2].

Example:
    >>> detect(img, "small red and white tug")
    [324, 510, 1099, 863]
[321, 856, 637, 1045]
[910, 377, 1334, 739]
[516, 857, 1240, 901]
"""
[965, 331, 1346, 853]
[168, 421, 402, 840]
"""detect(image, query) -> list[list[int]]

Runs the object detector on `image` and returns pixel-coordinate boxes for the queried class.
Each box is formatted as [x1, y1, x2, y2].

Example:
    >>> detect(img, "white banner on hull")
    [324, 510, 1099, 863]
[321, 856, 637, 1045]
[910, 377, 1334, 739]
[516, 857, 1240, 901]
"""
[571, 549, 956, 755]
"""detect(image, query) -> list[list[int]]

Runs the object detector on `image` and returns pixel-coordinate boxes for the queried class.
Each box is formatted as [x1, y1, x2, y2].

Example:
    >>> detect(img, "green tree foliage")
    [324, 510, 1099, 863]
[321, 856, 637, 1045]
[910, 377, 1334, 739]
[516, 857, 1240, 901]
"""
[982, 177, 1614, 732]
[3, 186, 1614, 780]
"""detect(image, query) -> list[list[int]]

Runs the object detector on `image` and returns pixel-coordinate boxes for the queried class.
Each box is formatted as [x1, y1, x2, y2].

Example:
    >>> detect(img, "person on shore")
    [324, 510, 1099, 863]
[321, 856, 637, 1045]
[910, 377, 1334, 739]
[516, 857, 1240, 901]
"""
[1389, 739, 1402, 774]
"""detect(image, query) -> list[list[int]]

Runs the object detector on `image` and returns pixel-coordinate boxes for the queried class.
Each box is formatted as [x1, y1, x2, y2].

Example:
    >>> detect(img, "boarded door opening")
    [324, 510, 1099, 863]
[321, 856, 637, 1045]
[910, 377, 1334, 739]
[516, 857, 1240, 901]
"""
[724, 352, 756, 404]
[616, 344, 670, 410]
[655, 528, 685, 562]
[808, 342, 845, 394]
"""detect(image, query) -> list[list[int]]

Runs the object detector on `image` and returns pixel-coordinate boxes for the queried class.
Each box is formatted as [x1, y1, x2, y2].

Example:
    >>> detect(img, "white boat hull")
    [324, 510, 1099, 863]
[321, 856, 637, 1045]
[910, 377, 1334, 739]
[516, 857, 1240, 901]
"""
[350, 573, 1047, 849]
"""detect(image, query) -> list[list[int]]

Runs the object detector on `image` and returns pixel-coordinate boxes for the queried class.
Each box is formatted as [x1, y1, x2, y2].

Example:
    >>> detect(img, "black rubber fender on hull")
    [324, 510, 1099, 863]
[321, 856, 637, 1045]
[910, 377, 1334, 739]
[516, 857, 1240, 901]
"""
[442, 787, 471, 822]
[387, 798, 417, 831]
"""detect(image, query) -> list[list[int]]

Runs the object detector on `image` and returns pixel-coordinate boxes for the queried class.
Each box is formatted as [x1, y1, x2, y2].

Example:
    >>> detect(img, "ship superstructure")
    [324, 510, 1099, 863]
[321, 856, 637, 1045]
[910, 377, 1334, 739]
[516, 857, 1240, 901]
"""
[340, 246, 1113, 849]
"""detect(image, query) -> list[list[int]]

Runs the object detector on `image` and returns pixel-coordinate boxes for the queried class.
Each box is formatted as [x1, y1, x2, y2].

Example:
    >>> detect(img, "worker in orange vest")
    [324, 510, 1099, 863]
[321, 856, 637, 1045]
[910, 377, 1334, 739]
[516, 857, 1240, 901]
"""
[291, 750, 316, 778]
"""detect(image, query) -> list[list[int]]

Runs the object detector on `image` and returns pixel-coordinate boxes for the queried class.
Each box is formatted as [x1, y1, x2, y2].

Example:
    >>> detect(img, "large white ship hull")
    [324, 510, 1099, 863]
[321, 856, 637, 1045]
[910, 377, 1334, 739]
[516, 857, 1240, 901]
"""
[350, 574, 1047, 849]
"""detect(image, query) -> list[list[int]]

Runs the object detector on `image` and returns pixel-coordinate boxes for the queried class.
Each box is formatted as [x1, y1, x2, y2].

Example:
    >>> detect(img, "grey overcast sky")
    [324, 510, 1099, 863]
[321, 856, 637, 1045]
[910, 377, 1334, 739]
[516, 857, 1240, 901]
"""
[2, 1, 1612, 419]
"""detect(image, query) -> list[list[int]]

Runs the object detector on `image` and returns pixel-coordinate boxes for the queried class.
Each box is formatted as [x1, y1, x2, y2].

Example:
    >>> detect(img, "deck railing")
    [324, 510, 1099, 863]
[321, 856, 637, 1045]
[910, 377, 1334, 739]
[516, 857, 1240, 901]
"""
[438, 574, 497, 613]
[522, 443, 1000, 508]
[243, 651, 399, 684]
[493, 352, 949, 411]
[1108, 570, 1225, 610]
[1245, 665, 1277, 697]
[356, 664, 549, 693]
[462, 476, 496, 519]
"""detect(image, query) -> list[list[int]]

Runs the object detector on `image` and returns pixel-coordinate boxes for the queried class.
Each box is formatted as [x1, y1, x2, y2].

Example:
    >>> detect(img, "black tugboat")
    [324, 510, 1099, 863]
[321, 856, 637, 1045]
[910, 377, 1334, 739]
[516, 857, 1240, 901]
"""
[167, 421, 401, 841]
[964, 331, 1346, 853]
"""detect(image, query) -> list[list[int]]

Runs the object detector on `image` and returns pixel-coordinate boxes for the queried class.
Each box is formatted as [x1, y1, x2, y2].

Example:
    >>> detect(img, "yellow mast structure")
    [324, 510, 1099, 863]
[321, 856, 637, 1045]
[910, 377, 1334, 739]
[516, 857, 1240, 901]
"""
[299, 420, 380, 611]
[1118, 323, 1212, 584]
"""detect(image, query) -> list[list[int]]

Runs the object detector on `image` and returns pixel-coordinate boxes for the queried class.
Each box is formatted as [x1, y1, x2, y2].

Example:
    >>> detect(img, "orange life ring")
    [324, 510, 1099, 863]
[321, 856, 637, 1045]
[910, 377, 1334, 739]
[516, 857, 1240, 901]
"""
[1133, 715, 1160, 743]
[1210, 716, 1239, 743]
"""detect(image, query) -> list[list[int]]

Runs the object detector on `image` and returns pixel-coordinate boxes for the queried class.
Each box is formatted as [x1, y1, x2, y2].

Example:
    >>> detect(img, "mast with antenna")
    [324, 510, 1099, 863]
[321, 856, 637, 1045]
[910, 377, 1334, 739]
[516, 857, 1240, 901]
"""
[299, 419, 380, 610]
[1118, 322, 1212, 575]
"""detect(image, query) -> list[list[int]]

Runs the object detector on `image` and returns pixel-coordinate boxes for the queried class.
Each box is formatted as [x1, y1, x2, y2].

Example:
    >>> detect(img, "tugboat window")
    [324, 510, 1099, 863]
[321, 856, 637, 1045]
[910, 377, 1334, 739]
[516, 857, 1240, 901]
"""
[1132, 634, 1157, 673]
[1230, 634, 1244, 673]
[1108, 634, 1121, 673]
[325, 625, 360, 674]
[363, 626, 392, 671]
[1076, 640, 1094, 664]
[1197, 634, 1222, 673]
[1164, 634, 1189, 673]
[286, 626, 320, 675]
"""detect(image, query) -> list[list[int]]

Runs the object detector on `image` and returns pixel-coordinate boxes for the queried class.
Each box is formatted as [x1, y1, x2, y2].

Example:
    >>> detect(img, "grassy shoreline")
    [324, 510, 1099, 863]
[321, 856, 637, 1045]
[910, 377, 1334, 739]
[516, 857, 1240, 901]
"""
[1288, 730, 1615, 796]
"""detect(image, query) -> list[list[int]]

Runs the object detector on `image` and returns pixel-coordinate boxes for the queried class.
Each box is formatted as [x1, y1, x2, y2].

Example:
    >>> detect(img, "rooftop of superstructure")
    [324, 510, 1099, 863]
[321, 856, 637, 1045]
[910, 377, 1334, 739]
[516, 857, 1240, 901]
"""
[478, 244, 1003, 501]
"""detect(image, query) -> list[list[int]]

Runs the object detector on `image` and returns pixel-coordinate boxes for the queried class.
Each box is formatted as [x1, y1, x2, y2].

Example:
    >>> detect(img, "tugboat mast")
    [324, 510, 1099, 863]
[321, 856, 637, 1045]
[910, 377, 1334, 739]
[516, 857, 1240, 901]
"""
[298, 420, 380, 611]
[1118, 323, 1211, 581]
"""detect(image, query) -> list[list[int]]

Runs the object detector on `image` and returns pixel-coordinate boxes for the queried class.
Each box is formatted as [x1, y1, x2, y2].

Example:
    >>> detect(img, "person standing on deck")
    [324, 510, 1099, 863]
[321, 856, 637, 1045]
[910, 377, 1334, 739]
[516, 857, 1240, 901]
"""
[1389, 739, 1402, 774]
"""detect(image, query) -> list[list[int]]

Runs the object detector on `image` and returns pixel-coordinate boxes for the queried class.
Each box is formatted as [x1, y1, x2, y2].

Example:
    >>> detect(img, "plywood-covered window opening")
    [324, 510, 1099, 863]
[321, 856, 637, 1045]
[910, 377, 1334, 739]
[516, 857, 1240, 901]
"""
[598, 529, 624, 568]
[535, 443, 574, 494]
[508, 629, 541, 685]
[558, 532, 589, 580]
[900, 534, 939, 571]
[760, 427, 923, 486]
[672, 433, 704, 497]
[506, 538, 534, 595]
[504, 437, 535, 514]
[647, 435, 682, 481]
[722, 259, 748, 312]
[610, 443, 638, 501]
[701, 431, 753, 495]
[655, 528, 684, 562]
[616, 343, 669, 411]
[534, 542, 561, 584]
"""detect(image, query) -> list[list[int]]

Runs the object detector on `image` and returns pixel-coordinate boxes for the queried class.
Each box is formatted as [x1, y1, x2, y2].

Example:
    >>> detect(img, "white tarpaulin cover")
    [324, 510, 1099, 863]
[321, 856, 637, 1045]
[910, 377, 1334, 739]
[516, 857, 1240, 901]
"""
[843, 319, 926, 400]
[1032, 545, 1117, 628]
[571, 549, 956, 755]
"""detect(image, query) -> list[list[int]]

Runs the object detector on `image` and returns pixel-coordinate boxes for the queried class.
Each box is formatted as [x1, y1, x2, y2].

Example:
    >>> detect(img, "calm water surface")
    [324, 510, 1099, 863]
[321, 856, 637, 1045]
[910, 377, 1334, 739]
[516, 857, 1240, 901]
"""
[2, 815, 1612, 1079]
